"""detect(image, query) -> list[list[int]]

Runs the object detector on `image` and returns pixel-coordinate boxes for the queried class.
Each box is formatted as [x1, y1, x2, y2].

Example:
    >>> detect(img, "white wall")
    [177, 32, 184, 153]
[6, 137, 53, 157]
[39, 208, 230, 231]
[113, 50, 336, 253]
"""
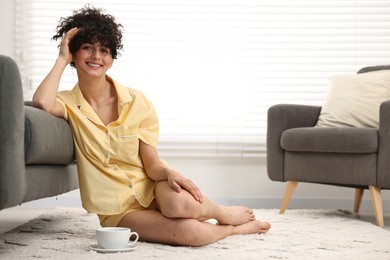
[0, 0, 15, 57]
[1, 0, 388, 212]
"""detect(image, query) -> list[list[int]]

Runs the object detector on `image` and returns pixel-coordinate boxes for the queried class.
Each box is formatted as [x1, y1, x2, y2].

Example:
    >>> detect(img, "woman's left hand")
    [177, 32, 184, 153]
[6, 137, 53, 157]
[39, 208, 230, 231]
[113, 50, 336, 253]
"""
[139, 140, 204, 203]
[167, 169, 204, 203]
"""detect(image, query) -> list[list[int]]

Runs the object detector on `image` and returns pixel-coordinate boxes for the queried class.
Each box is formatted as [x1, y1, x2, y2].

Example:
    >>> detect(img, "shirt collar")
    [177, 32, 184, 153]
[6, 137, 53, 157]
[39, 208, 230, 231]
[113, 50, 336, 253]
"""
[70, 75, 133, 108]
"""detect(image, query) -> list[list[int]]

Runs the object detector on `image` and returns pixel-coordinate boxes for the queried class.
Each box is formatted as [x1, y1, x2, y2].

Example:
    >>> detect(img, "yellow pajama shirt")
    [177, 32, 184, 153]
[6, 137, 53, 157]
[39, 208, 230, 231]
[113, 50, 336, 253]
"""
[57, 76, 159, 226]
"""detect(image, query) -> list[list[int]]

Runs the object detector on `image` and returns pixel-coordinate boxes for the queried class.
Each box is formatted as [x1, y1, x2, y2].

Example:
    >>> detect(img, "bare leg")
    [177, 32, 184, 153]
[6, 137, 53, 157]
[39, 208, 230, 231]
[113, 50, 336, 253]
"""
[118, 209, 270, 247]
[155, 181, 260, 225]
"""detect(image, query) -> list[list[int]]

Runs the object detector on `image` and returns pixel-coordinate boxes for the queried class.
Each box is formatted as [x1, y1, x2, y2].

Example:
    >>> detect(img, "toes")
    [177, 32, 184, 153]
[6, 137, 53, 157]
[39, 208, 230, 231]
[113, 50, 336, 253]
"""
[258, 223, 271, 234]
[261, 222, 271, 230]
[249, 209, 256, 221]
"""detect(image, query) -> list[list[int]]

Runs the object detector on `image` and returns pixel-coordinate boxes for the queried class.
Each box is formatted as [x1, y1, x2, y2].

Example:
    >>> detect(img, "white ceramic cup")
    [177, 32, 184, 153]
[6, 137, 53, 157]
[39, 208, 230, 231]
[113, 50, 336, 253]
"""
[96, 227, 139, 249]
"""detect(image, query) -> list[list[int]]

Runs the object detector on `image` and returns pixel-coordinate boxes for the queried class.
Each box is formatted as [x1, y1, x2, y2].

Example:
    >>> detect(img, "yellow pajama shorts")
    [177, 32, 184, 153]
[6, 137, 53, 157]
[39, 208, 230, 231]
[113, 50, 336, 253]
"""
[98, 200, 157, 227]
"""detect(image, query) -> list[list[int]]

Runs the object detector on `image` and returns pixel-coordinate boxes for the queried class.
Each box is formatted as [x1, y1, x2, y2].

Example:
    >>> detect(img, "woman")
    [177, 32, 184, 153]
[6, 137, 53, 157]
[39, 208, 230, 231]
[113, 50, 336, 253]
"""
[33, 6, 271, 246]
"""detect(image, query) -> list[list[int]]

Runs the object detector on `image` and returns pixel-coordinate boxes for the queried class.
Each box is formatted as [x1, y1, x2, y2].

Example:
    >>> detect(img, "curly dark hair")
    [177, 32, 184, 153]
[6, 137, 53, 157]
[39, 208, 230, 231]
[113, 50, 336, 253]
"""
[52, 5, 124, 66]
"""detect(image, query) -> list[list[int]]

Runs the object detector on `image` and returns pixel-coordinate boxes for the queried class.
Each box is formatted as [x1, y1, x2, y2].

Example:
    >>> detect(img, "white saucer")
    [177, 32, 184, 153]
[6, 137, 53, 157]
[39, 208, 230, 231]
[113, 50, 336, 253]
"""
[89, 243, 137, 253]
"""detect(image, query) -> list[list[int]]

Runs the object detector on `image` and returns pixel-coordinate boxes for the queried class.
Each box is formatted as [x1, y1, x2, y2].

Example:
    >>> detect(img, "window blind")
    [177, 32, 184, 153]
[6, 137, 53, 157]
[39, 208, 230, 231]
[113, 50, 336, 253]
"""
[15, 0, 390, 157]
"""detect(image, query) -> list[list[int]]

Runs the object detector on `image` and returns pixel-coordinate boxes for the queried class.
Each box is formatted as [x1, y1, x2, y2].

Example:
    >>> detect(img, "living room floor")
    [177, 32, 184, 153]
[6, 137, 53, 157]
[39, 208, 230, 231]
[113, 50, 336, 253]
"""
[0, 206, 389, 235]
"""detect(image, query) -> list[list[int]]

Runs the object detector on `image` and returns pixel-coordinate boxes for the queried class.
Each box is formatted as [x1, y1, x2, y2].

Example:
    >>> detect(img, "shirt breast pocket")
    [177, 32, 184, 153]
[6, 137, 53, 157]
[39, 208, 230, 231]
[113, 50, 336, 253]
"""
[115, 128, 140, 163]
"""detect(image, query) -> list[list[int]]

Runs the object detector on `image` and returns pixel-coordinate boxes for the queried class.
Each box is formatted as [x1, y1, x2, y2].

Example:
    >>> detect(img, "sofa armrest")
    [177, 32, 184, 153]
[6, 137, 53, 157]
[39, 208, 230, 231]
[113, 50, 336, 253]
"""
[377, 100, 390, 188]
[267, 104, 321, 181]
[25, 106, 75, 165]
[0, 55, 26, 209]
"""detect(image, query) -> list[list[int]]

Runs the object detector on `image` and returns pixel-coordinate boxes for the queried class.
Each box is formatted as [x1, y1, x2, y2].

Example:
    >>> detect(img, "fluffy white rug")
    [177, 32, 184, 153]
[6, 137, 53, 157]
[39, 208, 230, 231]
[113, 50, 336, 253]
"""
[0, 208, 389, 259]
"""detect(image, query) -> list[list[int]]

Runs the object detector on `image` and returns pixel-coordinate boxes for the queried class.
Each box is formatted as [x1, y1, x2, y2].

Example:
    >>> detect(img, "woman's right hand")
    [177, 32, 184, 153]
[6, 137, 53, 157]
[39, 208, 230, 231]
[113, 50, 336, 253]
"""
[58, 27, 80, 64]
[32, 27, 80, 116]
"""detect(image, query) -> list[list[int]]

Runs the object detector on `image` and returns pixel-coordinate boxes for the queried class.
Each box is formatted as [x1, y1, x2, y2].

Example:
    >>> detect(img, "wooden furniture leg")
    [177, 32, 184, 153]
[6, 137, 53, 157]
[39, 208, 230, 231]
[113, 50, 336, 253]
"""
[280, 181, 298, 214]
[369, 185, 384, 228]
[354, 188, 364, 213]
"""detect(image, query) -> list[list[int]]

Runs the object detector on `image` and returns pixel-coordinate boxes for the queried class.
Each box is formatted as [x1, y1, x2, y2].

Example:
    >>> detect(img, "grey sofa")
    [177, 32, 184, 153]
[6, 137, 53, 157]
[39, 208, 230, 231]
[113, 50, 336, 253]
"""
[0, 54, 78, 210]
[267, 65, 390, 227]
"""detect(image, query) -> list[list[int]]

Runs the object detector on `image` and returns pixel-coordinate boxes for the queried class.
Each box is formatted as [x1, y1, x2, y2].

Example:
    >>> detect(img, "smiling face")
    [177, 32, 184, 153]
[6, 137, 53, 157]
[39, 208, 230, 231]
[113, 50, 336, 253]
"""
[73, 42, 113, 78]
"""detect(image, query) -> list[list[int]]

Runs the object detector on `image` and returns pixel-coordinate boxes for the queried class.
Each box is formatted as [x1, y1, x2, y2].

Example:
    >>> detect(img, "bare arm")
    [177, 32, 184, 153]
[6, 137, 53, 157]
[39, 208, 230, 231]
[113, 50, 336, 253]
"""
[32, 27, 80, 117]
[139, 140, 204, 203]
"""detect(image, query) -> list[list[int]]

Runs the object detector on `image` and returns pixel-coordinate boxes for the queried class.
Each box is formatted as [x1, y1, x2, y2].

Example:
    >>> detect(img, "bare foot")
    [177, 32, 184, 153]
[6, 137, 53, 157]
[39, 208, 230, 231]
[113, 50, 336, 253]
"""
[233, 220, 271, 235]
[217, 206, 256, 225]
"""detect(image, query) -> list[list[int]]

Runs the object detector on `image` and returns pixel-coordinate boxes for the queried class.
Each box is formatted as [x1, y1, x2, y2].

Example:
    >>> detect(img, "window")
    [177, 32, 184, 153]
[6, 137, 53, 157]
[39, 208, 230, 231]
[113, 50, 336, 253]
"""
[15, 0, 390, 157]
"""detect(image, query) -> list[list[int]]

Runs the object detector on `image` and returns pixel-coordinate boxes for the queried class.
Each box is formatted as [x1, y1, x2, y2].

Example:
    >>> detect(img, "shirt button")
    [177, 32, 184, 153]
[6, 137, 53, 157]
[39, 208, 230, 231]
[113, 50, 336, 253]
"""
[128, 183, 133, 188]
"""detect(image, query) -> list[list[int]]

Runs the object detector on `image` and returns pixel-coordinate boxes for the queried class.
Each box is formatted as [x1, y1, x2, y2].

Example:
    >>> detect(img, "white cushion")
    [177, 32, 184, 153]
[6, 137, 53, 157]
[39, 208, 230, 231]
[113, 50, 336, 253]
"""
[316, 70, 390, 128]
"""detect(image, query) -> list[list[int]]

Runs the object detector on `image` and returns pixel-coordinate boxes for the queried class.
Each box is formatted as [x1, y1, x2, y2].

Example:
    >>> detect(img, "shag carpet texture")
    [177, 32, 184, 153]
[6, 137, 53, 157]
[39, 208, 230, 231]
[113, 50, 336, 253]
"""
[0, 208, 389, 259]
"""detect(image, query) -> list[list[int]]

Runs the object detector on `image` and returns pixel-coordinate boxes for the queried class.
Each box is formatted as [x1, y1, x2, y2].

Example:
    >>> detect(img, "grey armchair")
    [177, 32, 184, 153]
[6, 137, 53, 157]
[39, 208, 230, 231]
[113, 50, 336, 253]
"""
[267, 65, 390, 227]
